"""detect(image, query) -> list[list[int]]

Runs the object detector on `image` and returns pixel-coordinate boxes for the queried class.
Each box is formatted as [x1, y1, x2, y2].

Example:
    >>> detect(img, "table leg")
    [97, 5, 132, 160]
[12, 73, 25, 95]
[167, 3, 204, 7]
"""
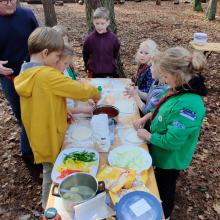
[204, 51, 213, 59]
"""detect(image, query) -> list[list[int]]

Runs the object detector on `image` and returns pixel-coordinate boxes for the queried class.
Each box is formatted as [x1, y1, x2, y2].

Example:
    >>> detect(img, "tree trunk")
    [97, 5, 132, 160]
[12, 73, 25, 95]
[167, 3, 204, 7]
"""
[156, 0, 161, 5]
[193, 0, 203, 12]
[206, 0, 217, 20]
[41, 0, 57, 27]
[85, 0, 125, 77]
[85, 0, 101, 33]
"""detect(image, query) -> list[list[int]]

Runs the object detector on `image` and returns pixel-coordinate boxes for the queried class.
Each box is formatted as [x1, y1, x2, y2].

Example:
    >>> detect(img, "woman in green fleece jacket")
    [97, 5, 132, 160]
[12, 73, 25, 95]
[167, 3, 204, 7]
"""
[134, 47, 207, 219]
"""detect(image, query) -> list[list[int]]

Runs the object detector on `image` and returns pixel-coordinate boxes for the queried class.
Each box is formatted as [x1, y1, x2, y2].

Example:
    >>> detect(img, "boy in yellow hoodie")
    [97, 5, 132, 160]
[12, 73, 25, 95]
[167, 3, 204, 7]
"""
[14, 27, 100, 208]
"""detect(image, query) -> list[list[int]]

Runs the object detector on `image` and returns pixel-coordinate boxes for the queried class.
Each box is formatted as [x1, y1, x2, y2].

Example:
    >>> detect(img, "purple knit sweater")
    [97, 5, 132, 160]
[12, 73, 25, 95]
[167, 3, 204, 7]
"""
[83, 29, 120, 77]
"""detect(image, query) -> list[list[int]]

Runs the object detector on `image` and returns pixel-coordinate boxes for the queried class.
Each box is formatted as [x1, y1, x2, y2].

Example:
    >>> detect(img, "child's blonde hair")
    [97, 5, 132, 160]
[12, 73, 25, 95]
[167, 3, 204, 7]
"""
[28, 27, 64, 55]
[60, 44, 74, 58]
[93, 7, 110, 20]
[153, 46, 206, 87]
[52, 25, 68, 38]
[135, 39, 159, 63]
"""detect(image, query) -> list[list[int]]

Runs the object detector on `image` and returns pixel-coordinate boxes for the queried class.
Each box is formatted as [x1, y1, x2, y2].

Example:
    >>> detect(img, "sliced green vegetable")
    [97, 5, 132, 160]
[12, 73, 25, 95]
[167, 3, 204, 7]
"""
[63, 151, 97, 163]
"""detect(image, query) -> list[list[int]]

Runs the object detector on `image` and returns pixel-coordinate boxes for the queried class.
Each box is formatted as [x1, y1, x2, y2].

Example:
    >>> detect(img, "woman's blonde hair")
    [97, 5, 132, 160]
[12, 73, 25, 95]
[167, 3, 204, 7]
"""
[28, 27, 64, 55]
[153, 46, 206, 87]
[60, 43, 74, 58]
[93, 7, 110, 20]
[135, 39, 159, 63]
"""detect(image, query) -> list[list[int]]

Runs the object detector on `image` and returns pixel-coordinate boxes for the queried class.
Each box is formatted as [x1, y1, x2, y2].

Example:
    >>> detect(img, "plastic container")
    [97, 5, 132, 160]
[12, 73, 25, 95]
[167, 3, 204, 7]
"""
[115, 191, 163, 220]
[43, 208, 62, 220]
[108, 118, 115, 145]
[193, 33, 208, 43]
[91, 114, 111, 152]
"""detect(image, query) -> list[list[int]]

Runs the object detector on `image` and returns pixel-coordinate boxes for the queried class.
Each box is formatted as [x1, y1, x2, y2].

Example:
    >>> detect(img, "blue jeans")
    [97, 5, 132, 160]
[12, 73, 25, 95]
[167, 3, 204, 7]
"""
[0, 76, 32, 155]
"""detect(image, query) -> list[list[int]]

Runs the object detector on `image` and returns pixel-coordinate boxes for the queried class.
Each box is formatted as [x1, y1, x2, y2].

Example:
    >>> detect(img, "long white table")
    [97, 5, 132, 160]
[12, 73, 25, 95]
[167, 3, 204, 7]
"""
[46, 78, 163, 219]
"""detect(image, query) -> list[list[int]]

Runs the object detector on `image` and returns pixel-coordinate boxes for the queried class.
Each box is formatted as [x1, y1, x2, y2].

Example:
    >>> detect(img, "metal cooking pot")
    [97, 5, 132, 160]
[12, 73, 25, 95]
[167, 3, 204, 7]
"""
[52, 172, 105, 212]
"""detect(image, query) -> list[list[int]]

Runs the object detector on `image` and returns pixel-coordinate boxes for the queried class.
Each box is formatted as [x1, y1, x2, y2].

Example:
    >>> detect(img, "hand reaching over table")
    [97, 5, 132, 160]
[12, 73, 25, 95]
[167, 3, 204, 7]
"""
[88, 99, 96, 108]
[133, 117, 146, 130]
[124, 85, 138, 98]
[137, 129, 151, 142]
[133, 112, 153, 130]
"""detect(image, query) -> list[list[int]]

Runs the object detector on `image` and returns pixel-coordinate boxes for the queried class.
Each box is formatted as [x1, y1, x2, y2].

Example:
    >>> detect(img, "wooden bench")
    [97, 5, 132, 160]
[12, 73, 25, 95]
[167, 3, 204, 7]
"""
[190, 42, 220, 59]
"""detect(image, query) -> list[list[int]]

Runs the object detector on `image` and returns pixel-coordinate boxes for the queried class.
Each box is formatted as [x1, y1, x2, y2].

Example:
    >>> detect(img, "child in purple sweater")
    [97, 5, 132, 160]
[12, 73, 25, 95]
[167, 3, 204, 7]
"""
[83, 7, 120, 78]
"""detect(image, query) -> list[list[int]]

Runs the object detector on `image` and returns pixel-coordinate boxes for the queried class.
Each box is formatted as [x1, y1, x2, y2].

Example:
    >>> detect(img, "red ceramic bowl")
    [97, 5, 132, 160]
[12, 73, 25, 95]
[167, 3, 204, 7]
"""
[93, 105, 119, 119]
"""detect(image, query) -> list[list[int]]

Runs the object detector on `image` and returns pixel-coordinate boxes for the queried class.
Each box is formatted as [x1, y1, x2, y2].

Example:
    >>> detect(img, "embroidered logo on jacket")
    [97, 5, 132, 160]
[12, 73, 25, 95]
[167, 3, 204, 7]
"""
[158, 115, 163, 122]
[172, 121, 185, 129]
[180, 109, 196, 121]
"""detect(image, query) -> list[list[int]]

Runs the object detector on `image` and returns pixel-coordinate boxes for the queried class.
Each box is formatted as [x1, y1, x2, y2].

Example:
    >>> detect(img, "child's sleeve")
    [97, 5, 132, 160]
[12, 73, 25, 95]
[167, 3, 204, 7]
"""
[49, 71, 100, 101]
[149, 103, 205, 151]
[141, 86, 168, 114]
[141, 90, 162, 115]
[142, 70, 155, 93]
[82, 37, 90, 70]
[113, 37, 120, 60]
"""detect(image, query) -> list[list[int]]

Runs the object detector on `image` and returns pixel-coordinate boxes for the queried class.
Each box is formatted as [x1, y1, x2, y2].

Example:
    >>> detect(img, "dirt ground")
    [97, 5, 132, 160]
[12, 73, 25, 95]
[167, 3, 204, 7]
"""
[0, 1, 220, 220]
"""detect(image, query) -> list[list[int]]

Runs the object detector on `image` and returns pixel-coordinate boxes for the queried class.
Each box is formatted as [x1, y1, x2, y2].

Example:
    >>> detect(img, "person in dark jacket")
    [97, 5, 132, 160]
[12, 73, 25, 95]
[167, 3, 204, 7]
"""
[132, 39, 158, 93]
[0, 0, 38, 164]
[83, 7, 120, 78]
[134, 47, 207, 220]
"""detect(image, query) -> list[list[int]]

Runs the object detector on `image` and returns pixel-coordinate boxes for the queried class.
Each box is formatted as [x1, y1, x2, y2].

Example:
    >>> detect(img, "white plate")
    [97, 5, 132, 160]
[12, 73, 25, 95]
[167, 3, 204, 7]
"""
[69, 125, 93, 141]
[108, 145, 152, 173]
[51, 148, 99, 184]
[124, 129, 145, 144]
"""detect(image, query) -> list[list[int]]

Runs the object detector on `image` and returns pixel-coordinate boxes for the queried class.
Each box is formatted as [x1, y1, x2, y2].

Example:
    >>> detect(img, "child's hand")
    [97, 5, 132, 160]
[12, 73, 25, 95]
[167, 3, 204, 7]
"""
[134, 112, 152, 130]
[137, 129, 151, 141]
[133, 118, 146, 130]
[0, 60, 14, 75]
[88, 99, 96, 108]
[124, 86, 138, 98]
[67, 110, 75, 123]
[123, 86, 131, 96]
[82, 106, 94, 115]
[93, 92, 101, 103]
[128, 82, 135, 87]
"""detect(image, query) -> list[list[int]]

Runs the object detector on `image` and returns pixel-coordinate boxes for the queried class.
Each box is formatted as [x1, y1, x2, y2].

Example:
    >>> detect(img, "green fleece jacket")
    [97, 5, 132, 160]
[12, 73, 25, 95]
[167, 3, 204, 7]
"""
[149, 92, 205, 170]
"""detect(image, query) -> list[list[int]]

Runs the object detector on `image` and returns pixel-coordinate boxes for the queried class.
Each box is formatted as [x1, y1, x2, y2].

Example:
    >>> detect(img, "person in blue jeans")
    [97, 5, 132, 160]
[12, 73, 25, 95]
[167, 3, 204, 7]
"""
[0, 0, 38, 164]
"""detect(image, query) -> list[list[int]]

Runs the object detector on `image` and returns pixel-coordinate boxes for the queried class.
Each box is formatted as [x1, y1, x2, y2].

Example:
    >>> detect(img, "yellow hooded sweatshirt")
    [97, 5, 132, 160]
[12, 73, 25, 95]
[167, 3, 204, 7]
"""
[14, 66, 100, 164]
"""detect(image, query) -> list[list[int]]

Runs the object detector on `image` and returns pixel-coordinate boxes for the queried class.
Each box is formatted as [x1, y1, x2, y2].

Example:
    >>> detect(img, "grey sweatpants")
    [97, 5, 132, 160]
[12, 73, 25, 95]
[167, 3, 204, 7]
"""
[42, 163, 53, 209]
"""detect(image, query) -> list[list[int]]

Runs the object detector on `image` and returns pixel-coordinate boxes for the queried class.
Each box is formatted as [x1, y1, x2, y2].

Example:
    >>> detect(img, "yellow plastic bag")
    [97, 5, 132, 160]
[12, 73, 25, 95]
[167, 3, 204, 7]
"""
[97, 165, 135, 192]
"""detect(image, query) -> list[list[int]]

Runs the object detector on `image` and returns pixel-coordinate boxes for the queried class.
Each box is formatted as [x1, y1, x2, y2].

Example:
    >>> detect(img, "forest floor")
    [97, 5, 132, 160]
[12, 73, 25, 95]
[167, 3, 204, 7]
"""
[0, 1, 220, 220]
